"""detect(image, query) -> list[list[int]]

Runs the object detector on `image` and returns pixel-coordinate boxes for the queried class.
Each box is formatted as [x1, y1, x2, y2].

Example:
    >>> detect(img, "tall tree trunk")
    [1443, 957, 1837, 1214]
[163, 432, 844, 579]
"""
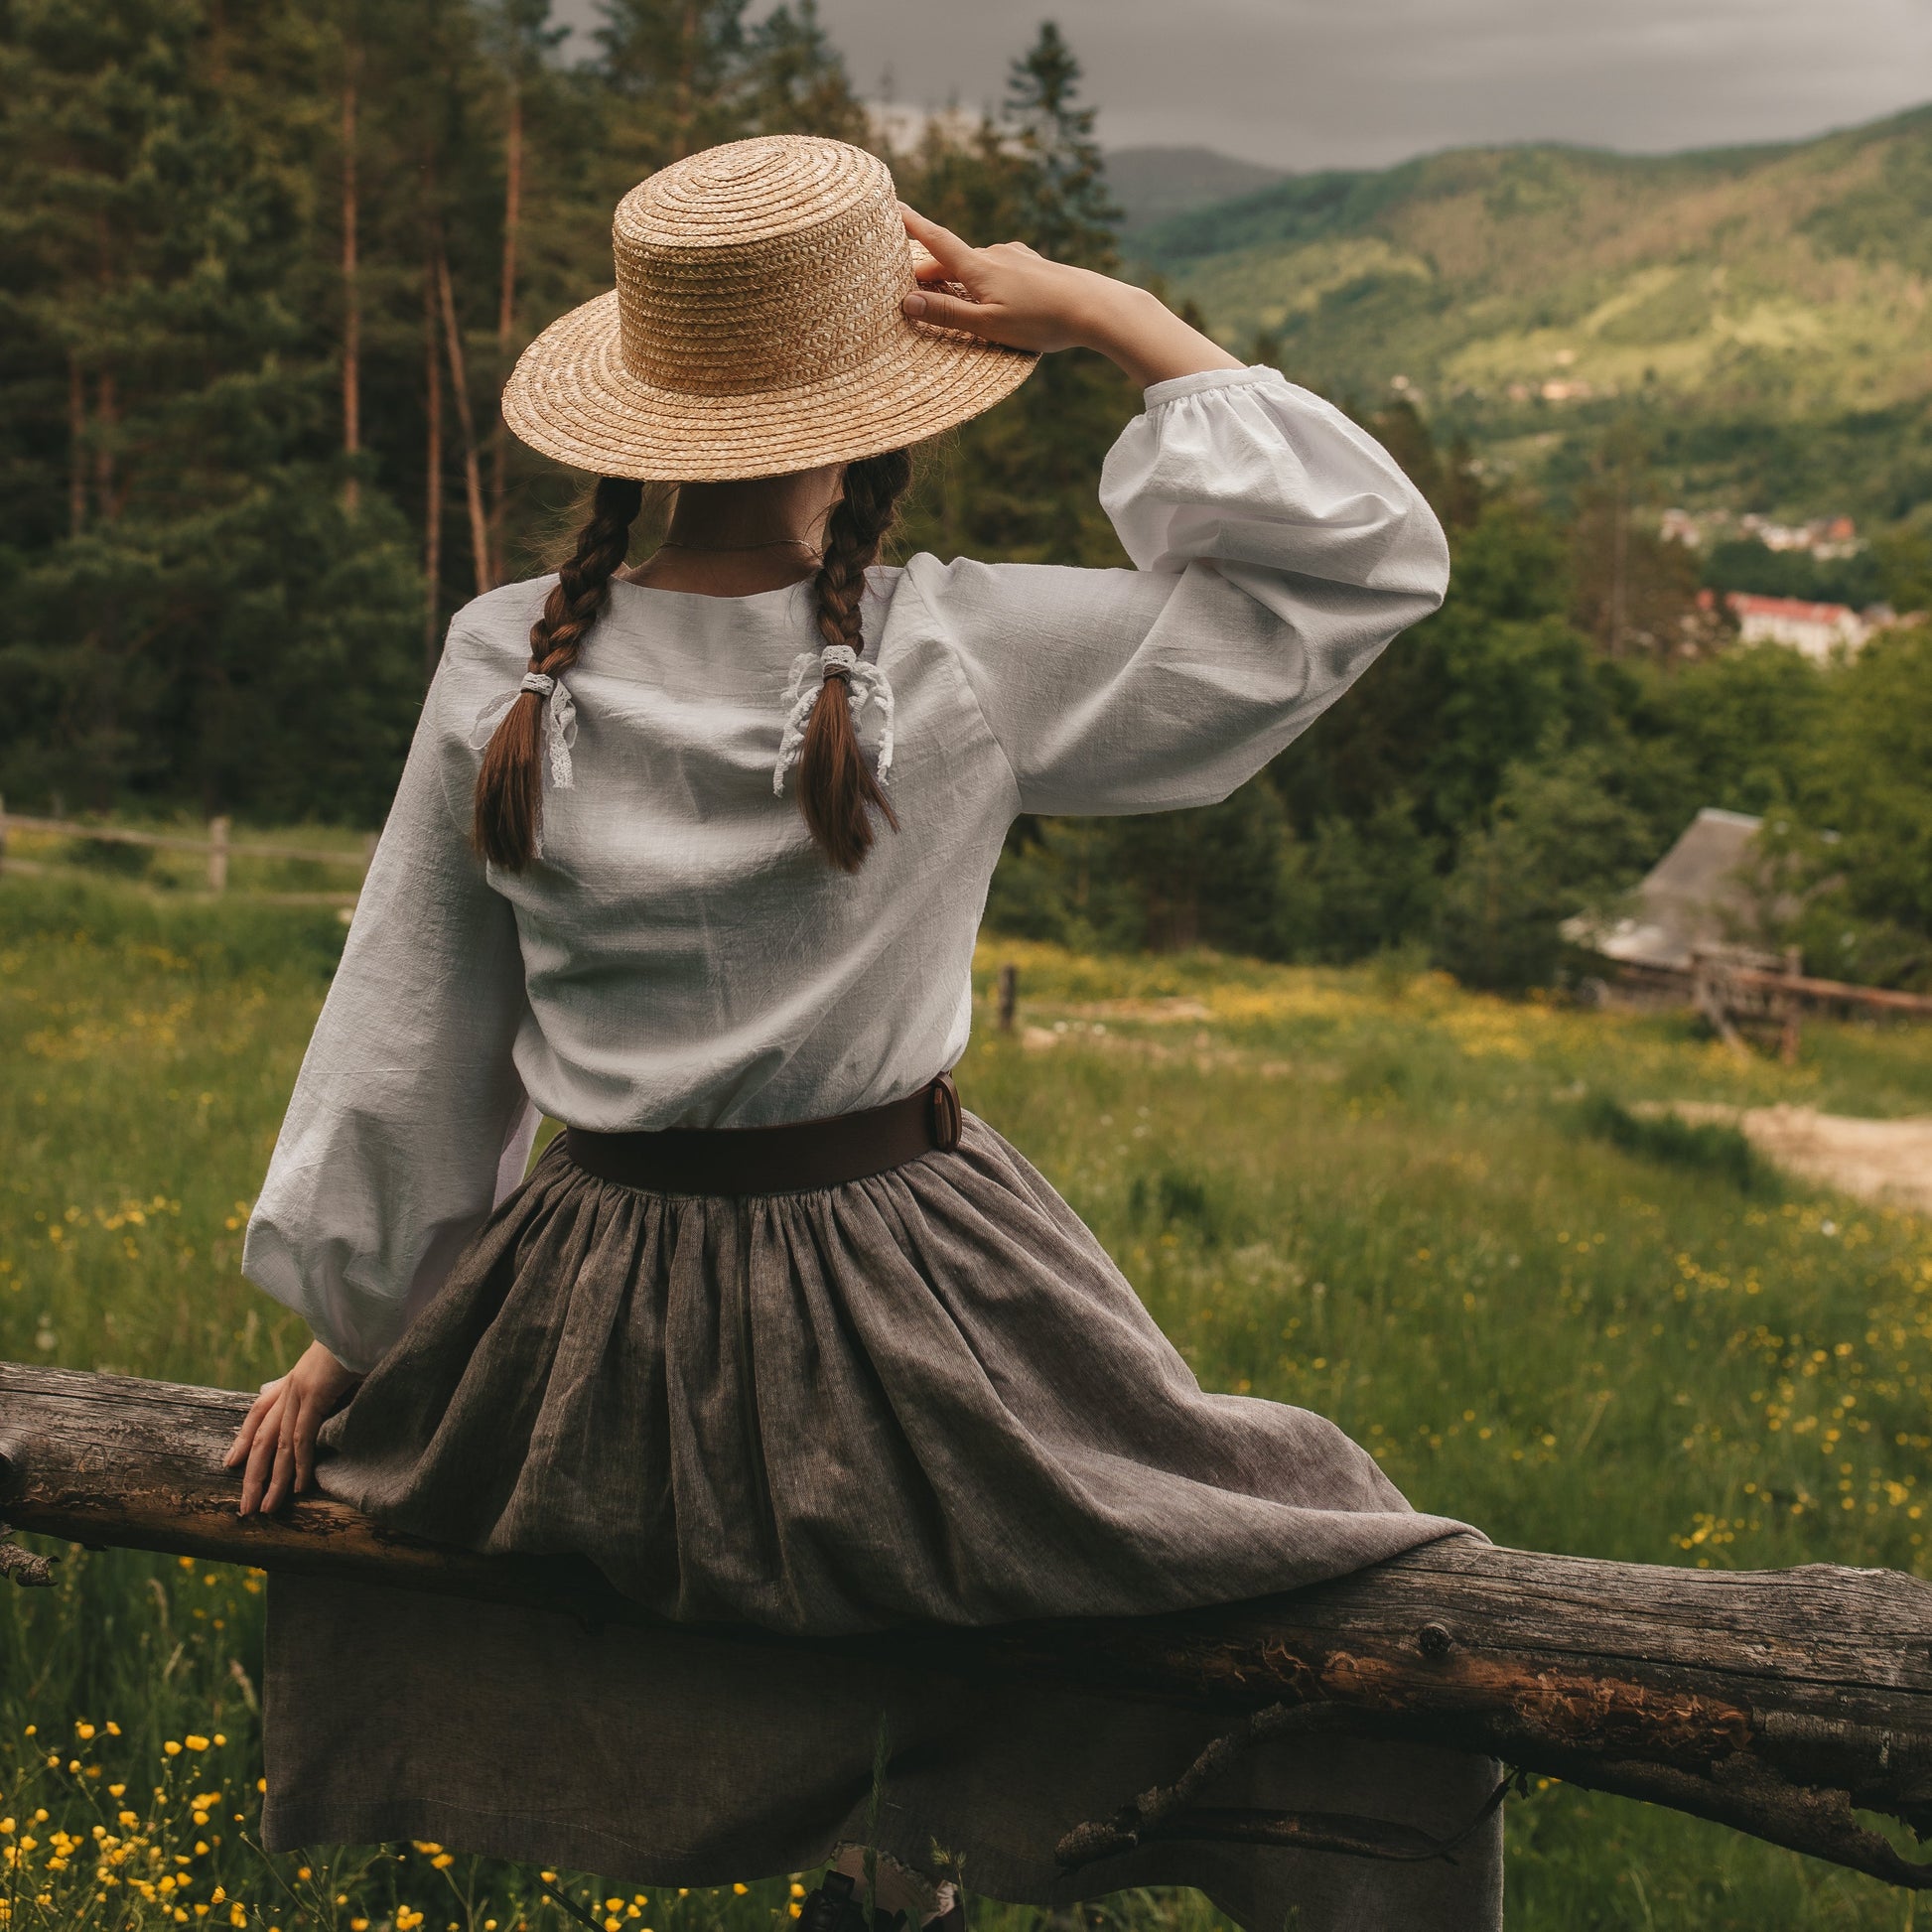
[423, 257, 444, 680]
[672, 1, 699, 159]
[341, 47, 362, 515]
[1609, 477, 1628, 657]
[436, 248, 493, 598]
[486, 74, 523, 583]
[67, 352, 86, 538]
[93, 370, 119, 522]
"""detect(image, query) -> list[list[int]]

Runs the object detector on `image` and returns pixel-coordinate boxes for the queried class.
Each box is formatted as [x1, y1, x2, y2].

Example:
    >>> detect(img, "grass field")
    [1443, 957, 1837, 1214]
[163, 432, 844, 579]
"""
[6, 874, 1932, 1931]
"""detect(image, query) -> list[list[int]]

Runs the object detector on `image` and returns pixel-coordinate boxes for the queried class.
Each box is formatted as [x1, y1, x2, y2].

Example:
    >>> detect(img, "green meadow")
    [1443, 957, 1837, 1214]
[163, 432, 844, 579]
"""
[6, 875, 1932, 1931]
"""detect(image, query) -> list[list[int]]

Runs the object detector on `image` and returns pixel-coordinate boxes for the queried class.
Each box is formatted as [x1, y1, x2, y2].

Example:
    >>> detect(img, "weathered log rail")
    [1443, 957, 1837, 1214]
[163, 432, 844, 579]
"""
[6, 1360, 1932, 1886]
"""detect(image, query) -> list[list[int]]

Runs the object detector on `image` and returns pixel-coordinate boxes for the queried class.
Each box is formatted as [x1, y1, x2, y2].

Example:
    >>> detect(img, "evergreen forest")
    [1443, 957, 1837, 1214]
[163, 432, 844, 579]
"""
[3, 0, 1929, 992]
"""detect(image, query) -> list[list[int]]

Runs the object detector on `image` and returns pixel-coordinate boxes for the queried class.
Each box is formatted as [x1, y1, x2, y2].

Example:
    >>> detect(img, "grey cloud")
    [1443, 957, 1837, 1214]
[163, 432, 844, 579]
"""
[802, 0, 1932, 167]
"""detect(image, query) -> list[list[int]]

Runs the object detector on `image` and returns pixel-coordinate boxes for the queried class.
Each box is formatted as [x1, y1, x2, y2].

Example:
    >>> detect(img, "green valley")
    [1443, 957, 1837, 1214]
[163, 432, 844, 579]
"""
[1129, 106, 1932, 518]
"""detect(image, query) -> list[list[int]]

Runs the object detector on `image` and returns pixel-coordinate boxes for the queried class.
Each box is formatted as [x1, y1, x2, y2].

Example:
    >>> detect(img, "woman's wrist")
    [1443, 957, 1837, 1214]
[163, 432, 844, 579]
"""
[1077, 280, 1244, 391]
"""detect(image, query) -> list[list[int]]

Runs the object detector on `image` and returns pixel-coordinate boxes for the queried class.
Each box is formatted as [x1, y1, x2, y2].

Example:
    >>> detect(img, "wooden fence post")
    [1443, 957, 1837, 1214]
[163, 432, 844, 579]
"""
[998, 962, 1019, 1033]
[206, 815, 230, 894]
[0, 794, 8, 874]
[1780, 946, 1804, 1065]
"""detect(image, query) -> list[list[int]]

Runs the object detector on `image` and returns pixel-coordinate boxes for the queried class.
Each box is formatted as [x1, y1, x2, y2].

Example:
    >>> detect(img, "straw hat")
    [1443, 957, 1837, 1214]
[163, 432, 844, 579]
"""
[501, 136, 1037, 482]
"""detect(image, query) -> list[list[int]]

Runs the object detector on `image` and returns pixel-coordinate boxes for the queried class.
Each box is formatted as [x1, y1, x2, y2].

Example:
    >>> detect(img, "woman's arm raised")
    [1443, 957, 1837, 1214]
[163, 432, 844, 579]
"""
[897, 207, 1449, 822]
[899, 206, 1243, 389]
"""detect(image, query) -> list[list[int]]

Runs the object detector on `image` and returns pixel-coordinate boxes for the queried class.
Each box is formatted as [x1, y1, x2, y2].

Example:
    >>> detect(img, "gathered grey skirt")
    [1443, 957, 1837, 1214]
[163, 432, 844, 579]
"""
[262, 1116, 1503, 1930]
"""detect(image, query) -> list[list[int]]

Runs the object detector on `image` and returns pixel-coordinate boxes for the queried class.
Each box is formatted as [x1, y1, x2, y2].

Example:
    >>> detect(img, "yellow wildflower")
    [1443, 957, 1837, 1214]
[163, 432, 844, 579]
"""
[164, 1742, 183, 1757]
[185, 1736, 210, 1752]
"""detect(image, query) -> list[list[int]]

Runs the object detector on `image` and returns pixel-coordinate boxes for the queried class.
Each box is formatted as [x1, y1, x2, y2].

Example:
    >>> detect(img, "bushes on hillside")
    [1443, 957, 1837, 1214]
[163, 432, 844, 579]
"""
[984, 435, 1928, 994]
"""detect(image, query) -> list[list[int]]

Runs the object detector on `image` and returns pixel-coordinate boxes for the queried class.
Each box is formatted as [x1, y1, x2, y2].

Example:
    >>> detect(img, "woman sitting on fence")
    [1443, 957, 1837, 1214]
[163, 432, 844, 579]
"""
[225, 135, 1499, 1932]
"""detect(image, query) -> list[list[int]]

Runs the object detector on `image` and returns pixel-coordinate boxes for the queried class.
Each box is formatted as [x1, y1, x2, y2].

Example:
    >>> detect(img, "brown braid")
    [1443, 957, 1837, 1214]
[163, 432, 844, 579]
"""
[473, 476, 643, 871]
[798, 449, 912, 872]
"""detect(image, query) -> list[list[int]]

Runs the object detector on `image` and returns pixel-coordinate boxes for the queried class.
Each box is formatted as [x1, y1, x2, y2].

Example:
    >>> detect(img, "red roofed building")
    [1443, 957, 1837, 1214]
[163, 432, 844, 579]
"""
[1719, 591, 1872, 659]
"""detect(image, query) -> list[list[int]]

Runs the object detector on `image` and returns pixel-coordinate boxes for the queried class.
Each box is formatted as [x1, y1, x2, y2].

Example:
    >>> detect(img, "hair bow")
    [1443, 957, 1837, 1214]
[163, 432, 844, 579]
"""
[472, 670, 579, 791]
[772, 644, 896, 797]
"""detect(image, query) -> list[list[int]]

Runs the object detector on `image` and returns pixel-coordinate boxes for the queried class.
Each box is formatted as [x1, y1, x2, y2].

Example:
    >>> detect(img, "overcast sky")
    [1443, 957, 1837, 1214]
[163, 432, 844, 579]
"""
[555, 0, 1932, 169]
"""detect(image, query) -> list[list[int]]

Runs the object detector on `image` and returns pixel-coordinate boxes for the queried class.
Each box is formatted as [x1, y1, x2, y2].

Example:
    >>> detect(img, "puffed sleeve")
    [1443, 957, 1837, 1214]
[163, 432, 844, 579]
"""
[241, 637, 538, 1373]
[907, 364, 1449, 815]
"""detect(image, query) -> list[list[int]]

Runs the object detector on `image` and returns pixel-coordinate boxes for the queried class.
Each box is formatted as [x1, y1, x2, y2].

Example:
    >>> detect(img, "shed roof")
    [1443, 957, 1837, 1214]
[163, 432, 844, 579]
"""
[1564, 807, 1771, 973]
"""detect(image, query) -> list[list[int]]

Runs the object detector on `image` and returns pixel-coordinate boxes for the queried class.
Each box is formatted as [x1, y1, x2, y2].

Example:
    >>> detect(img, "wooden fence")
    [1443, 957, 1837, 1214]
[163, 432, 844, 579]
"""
[0, 803, 372, 903]
[5, 1360, 1932, 1887]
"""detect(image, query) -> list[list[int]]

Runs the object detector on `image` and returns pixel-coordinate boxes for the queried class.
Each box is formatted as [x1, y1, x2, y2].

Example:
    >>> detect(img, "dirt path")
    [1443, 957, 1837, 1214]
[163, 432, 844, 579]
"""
[1665, 1103, 1932, 1213]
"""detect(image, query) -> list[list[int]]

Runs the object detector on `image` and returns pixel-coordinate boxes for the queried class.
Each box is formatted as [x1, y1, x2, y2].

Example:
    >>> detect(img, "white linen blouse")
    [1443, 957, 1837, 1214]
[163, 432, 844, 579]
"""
[242, 366, 1449, 1371]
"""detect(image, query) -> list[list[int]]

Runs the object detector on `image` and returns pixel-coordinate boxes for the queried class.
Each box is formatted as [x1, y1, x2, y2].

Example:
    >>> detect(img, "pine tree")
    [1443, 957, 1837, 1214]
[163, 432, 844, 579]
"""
[0, 0, 419, 816]
[597, 0, 750, 169]
[741, 1, 868, 142]
[1001, 21, 1119, 271]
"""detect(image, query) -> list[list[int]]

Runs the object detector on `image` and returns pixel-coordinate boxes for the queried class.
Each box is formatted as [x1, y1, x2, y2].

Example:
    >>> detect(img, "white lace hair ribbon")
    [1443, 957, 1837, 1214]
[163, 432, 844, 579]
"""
[772, 643, 896, 797]
[471, 670, 579, 790]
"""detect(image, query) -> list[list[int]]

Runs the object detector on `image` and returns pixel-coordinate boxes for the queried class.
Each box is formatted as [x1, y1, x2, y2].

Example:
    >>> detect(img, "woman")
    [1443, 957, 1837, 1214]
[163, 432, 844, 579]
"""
[227, 136, 1500, 1932]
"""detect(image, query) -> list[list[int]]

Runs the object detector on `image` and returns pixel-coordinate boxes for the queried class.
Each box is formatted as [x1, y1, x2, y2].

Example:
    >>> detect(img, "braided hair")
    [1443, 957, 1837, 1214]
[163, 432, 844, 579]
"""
[473, 476, 643, 870]
[797, 449, 913, 872]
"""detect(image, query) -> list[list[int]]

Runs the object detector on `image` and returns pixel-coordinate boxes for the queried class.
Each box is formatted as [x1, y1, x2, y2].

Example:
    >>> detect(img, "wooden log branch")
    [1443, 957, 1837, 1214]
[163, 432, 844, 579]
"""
[6, 1360, 1932, 1887]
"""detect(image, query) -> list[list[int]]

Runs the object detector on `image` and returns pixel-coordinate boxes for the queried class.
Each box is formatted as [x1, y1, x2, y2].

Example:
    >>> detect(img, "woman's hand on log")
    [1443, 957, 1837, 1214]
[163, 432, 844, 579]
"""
[898, 205, 1242, 389]
[223, 1340, 360, 1515]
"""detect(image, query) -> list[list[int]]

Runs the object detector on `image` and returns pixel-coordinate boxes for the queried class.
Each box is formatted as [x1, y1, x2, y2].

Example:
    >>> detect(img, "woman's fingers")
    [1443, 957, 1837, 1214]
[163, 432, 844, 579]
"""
[224, 1381, 281, 1469]
[261, 1389, 303, 1514]
[238, 1388, 286, 1514]
[907, 238, 950, 284]
[293, 1390, 320, 1498]
[902, 286, 1002, 336]
[899, 205, 977, 277]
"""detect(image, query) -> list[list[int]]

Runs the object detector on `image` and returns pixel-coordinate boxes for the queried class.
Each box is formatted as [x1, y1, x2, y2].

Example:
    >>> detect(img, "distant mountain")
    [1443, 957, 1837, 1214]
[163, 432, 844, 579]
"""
[1128, 106, 1932, 519]
[1105, 145, 1289, 236]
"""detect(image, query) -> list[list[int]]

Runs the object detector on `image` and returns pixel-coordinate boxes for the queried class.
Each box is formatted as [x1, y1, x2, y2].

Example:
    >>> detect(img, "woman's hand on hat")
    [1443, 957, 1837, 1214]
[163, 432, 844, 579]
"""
[899, 205, 1242, 390]
[224, 1337, 362, 1515]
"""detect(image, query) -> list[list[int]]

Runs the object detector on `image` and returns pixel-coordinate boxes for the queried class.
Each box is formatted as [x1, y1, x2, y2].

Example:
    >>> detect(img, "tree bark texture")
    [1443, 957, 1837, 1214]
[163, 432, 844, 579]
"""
[341, 49, 362, 517]
[436, 247, 493, 598]
[487, 75, 522, 584]
[422, 249, 444, 678]
[4, 1360, 1932, 1888]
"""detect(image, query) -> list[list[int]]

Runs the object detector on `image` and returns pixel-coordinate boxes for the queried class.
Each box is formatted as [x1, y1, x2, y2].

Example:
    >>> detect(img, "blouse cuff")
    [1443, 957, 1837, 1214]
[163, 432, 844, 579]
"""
[1140, 363, 1286, 411]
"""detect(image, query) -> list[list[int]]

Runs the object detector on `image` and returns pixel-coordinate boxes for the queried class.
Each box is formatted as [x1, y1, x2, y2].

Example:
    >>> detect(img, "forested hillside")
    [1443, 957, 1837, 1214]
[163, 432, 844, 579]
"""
[1135, 108, 1932, 519]
[0, 1, 1130, 821]
[2, 3, 1929, 992]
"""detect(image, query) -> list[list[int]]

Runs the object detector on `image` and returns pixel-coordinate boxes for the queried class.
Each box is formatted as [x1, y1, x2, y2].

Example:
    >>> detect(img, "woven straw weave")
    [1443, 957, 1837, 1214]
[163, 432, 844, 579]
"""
[502, 136, 1036, 482]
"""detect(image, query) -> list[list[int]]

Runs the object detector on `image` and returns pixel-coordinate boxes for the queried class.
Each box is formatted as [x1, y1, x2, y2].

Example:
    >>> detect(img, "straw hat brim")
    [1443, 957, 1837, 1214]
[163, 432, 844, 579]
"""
[502, 289, 1038, 483]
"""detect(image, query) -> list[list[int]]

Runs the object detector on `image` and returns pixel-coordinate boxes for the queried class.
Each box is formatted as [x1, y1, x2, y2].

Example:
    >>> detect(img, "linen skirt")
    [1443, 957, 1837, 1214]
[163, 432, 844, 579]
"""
[261, 1115, 1503, 1931]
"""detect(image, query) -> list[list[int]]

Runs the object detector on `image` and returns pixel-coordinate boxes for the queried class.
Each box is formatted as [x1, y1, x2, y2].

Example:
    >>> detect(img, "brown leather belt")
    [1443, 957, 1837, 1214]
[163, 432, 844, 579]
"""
[563, 1071, 964, 1197]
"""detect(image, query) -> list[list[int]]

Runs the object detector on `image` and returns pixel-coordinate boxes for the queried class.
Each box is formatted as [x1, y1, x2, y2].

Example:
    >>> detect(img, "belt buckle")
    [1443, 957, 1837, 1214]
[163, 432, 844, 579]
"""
[928, 1071, 962, 1152]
